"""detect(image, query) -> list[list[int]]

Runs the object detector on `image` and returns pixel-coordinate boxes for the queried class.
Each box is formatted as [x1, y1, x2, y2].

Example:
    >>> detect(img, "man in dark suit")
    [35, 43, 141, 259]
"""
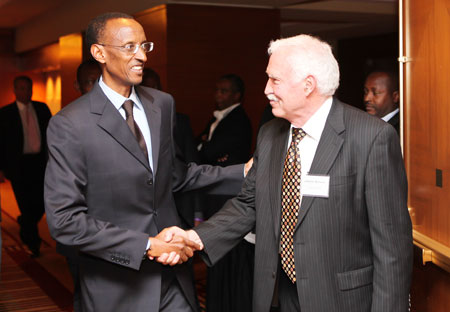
[165, 34, 412, 311]
[44, 12, 245, 312]
[364, 70, 400, 134]
[0, 76, 52, 257]
[197, 74, 252, 168]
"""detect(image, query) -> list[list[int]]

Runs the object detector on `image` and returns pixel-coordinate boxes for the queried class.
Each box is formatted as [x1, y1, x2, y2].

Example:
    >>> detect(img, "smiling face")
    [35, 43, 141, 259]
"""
[93, 18, 147, 97]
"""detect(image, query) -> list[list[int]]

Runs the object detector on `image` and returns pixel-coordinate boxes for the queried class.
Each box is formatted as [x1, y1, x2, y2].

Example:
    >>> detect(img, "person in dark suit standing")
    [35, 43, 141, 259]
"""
[44, 12, 245, 312]
[0, 76, 52, 257]
[164, 34, 413, 312]
[197, 74, 252, 168]
[196, 74, 254, 312]
[364, 70, 400, 134]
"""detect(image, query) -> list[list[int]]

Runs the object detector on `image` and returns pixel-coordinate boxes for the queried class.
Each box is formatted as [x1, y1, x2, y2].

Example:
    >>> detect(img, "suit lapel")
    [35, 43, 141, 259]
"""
[295, 99, 345, 230]
[91, 83, 151, 171]
[269, 119, 290, 240]
[136, 86, 161, 175]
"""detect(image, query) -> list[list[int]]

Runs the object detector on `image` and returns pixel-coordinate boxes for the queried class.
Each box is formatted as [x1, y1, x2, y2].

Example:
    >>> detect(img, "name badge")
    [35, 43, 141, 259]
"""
[302, 174, 330, 198]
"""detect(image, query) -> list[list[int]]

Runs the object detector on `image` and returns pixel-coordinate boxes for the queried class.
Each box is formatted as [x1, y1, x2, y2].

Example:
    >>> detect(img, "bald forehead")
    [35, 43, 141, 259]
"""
[366, 72, 394, 89]
[101, 18, 145, 42]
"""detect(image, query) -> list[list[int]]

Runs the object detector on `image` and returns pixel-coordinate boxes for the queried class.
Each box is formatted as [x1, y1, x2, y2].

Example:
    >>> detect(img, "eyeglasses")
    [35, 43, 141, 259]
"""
[97, 42, 154, 54]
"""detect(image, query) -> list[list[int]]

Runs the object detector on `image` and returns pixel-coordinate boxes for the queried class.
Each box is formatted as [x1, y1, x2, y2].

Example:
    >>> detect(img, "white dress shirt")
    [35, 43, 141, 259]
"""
[99, 77, 154, 171]
[16, 100, 41, 154]
[288, 96, 333, 203]
[208, 103, 240, 141]
[382, 108, 399, 122]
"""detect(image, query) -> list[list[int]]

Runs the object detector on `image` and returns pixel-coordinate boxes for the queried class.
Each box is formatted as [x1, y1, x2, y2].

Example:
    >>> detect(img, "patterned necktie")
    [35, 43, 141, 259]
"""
[122, 100, 149, 162]
[280, 127, 306, 283]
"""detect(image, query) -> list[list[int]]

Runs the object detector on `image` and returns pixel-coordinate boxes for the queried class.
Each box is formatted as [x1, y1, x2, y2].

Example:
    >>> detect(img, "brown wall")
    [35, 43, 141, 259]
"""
[404, 0, 450, 309]
[137, 4, 280, 147]
[0, 29, 19, 107]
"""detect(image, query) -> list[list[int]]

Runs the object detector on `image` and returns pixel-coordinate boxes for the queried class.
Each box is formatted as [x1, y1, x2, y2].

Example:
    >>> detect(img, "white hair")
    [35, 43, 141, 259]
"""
[268, 34, 340, 96]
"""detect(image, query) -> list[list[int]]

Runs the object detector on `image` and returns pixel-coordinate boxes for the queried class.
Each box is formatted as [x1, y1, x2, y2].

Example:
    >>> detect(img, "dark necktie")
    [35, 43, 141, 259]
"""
[122, 100, 149, 162]
[280, 127, 306, 283]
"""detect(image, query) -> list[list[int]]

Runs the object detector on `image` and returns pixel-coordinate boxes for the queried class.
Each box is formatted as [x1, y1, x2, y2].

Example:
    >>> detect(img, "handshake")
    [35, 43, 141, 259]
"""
[147, 227, 203, 266]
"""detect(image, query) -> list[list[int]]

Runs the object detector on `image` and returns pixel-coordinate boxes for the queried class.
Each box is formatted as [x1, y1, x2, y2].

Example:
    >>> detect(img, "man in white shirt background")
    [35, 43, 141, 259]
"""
[0, 76, 52, 258]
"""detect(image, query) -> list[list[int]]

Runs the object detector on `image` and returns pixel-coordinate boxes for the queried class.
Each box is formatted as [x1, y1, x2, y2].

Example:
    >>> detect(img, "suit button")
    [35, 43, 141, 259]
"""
[147, 179, 153, 185]
[272, 272, 276, 278]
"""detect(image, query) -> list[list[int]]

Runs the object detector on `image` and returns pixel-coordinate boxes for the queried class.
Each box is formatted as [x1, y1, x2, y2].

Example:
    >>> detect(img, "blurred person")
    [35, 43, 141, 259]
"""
[0, 75, 52, 257]
[74, 58, 101, 95]
[197, 74, 252, 168]
[364, 70, 400, 134]
[196, 74, 254, 312]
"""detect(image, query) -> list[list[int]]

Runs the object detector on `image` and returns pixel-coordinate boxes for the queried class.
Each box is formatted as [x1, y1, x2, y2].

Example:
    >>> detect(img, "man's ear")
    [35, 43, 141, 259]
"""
[304, 75, 316, 97]
[392, 90, 399, 104]
[91, 44, 106, 64]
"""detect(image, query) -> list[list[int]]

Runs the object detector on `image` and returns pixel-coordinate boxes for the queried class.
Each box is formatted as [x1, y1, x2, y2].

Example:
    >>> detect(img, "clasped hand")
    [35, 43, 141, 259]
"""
[147, 227, 203, 266]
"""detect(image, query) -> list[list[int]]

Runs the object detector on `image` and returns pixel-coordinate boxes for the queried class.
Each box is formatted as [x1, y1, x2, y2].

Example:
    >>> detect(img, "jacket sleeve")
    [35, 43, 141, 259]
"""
[365, 125, 412, 311]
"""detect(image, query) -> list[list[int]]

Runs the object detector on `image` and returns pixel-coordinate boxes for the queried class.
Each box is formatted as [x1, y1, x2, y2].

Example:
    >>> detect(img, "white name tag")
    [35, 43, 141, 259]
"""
[302, 174, 330, 198]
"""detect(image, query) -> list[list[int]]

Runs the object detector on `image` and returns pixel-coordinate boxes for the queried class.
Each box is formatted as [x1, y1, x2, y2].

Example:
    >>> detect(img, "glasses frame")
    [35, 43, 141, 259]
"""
[97, 41, 154, 54]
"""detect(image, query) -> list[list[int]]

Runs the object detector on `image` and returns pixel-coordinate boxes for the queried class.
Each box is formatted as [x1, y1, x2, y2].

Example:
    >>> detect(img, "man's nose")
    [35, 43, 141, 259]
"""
[264, 80, 272, 95]
[135, 46, 147, 62]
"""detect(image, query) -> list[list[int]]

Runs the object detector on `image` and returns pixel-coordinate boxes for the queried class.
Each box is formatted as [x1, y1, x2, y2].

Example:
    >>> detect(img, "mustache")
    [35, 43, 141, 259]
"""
[267, 94, 279, 101]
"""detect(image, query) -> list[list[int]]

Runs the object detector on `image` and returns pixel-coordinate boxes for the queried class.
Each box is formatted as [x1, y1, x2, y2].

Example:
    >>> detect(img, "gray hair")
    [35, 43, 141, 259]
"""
[268, 34, 340, 96]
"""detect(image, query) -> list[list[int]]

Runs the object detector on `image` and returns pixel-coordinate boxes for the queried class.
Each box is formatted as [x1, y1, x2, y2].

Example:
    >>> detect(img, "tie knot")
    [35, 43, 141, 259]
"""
[292, 127, 306, 142]
[123, 100, 134, 118]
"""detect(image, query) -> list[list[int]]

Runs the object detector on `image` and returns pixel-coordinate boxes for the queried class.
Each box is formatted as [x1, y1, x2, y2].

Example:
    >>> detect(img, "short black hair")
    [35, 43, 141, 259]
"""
[219, 74, 245, 100]
[13, 75, 32, 88]
[77, 58, 101, 84]
[367, 70, 399, 93]
[85, 12, 134, 49]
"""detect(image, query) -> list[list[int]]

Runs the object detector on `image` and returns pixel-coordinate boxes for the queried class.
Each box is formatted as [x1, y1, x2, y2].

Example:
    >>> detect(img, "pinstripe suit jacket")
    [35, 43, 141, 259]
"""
[195, 98, 412, 312]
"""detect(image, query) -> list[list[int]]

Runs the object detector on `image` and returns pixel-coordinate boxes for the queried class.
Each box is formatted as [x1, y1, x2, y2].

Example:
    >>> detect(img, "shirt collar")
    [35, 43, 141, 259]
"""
[16, 100, 31, 111]
[99, 76, 142, 111]
[213, 103, 240, 121]
[382, 108, 399, 122]
[295, 96, 333, 142]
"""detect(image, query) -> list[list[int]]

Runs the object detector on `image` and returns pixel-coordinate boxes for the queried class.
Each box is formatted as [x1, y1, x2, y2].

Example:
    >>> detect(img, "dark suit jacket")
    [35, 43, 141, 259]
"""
[387, 110, 400, 135]
[0, 101, 51, 179]
[197, 105, 252, 166]
[196, 99, 412, 312]
[174, 112, 201, 228]
[44, 82, 244, 312]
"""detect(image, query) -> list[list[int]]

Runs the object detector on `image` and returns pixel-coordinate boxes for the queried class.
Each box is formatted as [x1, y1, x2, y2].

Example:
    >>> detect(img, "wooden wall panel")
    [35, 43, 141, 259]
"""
[405, 0, 450, 251]
[404, 0, 450, 309]
[60, 33, 83, 109]
[0, 29, 18, 107]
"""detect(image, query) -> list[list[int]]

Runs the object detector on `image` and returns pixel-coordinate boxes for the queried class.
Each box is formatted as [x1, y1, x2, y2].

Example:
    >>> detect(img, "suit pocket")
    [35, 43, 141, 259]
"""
[336, 265, 373, 290]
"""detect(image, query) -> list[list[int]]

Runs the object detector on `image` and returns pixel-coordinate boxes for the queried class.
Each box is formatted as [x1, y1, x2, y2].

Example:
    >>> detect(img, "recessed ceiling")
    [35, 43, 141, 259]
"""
[0, 0, 398, 50]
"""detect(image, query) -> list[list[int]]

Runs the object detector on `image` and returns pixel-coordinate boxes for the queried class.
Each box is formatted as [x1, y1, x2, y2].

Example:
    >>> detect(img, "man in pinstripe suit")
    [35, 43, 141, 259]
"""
[162, 34, 413, 312]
